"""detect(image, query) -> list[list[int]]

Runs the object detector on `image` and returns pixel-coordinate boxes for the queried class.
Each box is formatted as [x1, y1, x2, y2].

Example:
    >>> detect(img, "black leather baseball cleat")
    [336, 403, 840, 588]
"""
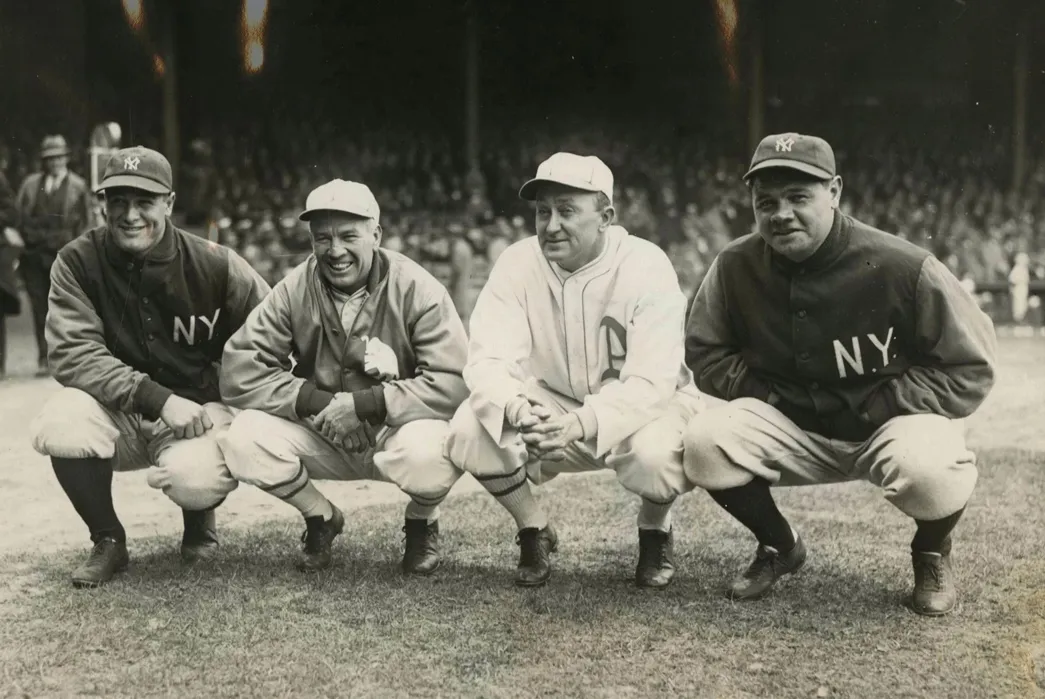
[71, 537, 129, 589]
[296, 506, 345, 572]
[636, 528, 675, 589]
[180, 509, 219, 563]
[515, 524, 558, 587]
[729, 533, 807, 600]
[911, 550, 956, 616]
[402, 519, 441, 576]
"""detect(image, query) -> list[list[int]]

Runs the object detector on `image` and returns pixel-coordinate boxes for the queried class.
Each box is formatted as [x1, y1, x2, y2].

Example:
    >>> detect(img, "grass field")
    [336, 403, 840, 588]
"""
[0, 302, 1042, 698]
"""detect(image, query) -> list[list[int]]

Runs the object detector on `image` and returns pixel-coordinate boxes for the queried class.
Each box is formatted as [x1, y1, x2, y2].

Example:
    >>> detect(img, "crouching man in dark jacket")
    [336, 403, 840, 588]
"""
[682, 133, 997, 616]
[29, 147, 269, 588]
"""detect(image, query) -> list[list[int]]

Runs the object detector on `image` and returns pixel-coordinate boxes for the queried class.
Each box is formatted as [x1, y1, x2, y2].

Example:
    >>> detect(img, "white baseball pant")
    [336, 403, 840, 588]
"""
[682, 397, 977, 521]
[218, 410, 462, 508]
[30, 387, 238, 510]
[447, 379, 709, 504]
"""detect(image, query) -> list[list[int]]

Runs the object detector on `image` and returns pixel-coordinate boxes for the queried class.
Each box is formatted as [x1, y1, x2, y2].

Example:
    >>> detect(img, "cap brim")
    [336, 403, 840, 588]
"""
[744, 159, 834, 182]
[298, 207, 375, 222]
[98, 175, 170, 194]
[518, 177, 603, 201]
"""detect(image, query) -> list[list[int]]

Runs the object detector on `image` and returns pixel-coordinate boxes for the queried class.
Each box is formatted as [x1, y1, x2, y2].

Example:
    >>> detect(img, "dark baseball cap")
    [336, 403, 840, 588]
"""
[98, 146, 173, 194]
[744, 133, 836, 182]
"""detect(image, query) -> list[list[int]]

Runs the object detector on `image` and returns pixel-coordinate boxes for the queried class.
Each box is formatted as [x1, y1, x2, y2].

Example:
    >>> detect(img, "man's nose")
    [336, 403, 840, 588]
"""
[328, 239, 347, 256]
[771, 204, 794, 223]
[545, 211, 562, 232]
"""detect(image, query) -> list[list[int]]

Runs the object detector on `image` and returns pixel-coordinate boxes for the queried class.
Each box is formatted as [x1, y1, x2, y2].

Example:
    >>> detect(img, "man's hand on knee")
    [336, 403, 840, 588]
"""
[160, 395, 214, 440]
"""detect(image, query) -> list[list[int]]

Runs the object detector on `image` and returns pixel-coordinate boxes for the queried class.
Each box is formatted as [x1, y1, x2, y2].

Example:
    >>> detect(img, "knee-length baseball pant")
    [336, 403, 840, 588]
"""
[682, 398, 977, 521]
[30, 387, 238, 511]
[447, 380, 708, 504]
[218, 410, 463, 508]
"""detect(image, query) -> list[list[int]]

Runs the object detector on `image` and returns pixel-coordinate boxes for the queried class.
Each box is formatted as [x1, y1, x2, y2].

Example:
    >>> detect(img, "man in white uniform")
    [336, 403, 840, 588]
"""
[447, 153, 707, 589]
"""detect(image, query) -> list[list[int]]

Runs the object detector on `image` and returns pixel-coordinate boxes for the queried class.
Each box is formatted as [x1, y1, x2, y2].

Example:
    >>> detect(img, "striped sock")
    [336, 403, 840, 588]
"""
[637, 498, 674, 533]
[262, 463, 333, 521]
[476, 467, 547, 531]
[283, 482, 334, 521]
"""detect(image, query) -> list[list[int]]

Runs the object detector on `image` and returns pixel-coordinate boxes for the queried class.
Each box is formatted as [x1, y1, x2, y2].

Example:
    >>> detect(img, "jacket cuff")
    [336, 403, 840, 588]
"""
[862, 380, 900, 426]
[352, 386, 387, 425]
[134, 378, 174, 421]
[572, 405, 599, 441]
[295, 382, 336, 418]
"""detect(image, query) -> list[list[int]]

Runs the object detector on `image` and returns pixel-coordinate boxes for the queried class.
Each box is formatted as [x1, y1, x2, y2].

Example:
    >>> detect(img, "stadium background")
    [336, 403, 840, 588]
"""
[1, 0, 1043, 325]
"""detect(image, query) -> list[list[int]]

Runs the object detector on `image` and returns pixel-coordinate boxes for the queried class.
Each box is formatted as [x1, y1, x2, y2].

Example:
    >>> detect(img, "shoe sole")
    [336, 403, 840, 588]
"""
[402, 558, 442, 576]
[181, 548, 219, 564]
[636, 573, 675, 590]
[728, 557, 807, 601]
[910, 599, 957, 617]
[71, 561, 129, 589]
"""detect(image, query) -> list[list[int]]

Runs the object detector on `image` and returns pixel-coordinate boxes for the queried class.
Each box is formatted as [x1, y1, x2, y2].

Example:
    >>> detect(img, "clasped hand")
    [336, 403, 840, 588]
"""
[508, 396, 584, 463]
[311, 392, 375, 453]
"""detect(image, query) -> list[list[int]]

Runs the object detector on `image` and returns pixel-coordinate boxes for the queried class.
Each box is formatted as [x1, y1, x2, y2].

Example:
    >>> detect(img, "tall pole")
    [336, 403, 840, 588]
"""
[156, 0, 180, 182]
[465, 2, 480, 175]
[1012, 19, 1028, 192]
[747, 0, 765, 155]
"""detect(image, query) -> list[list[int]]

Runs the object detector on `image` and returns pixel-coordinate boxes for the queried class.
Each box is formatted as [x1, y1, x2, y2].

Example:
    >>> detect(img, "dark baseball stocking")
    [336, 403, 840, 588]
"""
[707, 477, 796, 552]
[51, 456, 126, 543]
[911, 508, 964, 555]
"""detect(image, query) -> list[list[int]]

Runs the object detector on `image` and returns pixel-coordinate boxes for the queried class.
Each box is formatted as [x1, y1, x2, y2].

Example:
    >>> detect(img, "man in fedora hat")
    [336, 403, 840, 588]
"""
[29, 146, 270, 588]
[15, 134, 94, 376]
[681, 133, 997, 615]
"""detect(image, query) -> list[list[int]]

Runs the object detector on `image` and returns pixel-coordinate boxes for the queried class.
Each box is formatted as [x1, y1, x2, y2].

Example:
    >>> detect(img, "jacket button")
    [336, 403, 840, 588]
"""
[143, 298, 149, 305]
[799, 351, 810, 361]
[147, 334, 155, 341]
[797, 310, 807, 319]
[810, 382, 820, 390]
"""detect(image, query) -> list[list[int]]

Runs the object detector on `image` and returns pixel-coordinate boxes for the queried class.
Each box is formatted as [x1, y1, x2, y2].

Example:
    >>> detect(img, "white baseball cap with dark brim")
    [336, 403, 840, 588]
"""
[299, 179, 380, 222]
[743, 133, 837, 182]
[519, 152, 614, 203]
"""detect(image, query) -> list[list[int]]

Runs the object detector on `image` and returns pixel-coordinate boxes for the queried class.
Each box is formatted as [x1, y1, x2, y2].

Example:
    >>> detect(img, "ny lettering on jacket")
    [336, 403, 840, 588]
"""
[173, 309, 222, 345]
[832, 326, 895, 379]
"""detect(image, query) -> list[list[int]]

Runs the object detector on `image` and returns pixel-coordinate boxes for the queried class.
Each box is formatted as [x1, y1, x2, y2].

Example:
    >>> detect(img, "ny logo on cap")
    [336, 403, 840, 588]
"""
[775, 137, 796, 153]
[124, 156, 141, 170]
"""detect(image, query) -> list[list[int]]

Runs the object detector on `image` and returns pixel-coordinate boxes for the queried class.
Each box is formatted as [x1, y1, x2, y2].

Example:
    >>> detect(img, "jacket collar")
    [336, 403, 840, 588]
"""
[103, 218, 179, 268]
[766, 209, 850, 275]
[309, 248, 390, 365]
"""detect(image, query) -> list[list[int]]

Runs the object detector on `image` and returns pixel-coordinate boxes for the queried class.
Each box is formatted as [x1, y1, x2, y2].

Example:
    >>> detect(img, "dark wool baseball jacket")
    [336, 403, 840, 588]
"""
[46, 221, 270, 420]
[685, 210, 997, 442]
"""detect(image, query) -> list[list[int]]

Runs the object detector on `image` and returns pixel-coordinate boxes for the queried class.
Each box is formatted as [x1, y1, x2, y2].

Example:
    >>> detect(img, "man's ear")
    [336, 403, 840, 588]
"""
[828, 176, 843, 209]
[165, 191, 177, 216]
[372, 222, 383, 247]
[599, 205, 616, 231]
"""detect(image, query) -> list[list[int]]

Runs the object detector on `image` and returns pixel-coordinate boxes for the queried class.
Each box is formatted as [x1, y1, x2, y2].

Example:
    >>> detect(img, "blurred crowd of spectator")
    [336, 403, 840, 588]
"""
[3, 111, 1044, 322]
